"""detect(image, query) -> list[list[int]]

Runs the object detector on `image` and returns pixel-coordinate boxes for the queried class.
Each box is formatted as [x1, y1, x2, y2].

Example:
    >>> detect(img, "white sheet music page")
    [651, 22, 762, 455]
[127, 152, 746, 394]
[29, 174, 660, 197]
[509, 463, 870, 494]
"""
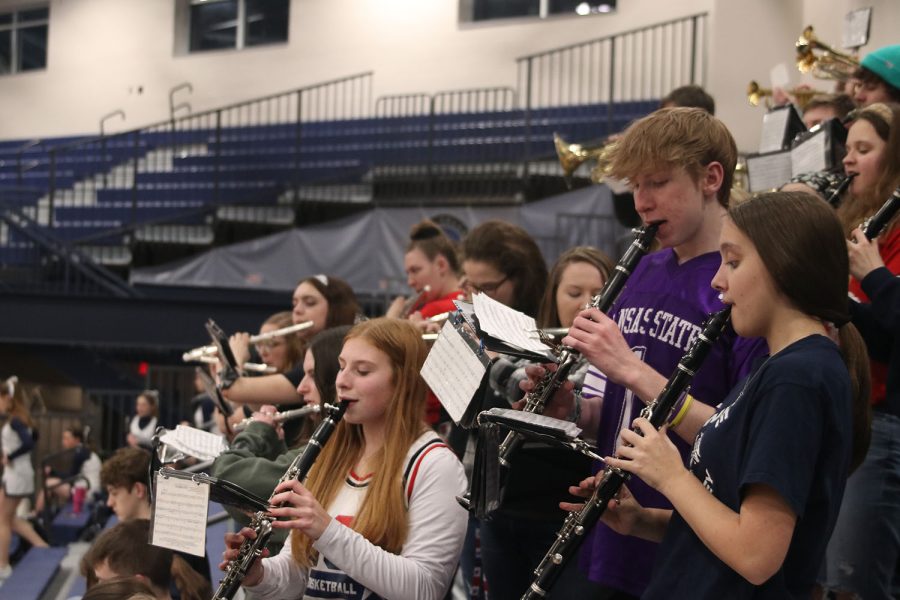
[159, 425, 228, 461]
[472, 293, 554, 359]
[150, 472, 209, 557]
[791, 129, 828, 176]
[746, 151, 793, 192]
[421, 321, 488, 424]
[759, 109, 790, 154]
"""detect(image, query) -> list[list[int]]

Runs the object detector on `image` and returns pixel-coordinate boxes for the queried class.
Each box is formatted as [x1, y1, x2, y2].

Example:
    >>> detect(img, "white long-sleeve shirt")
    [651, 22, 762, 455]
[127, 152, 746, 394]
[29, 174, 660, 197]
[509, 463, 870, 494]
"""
[247, 431, 468, 600]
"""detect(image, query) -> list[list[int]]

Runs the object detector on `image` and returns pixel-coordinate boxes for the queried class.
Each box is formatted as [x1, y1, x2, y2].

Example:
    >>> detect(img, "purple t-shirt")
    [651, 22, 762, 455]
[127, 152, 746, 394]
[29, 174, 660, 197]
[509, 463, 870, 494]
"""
[579, 248, 767, 596]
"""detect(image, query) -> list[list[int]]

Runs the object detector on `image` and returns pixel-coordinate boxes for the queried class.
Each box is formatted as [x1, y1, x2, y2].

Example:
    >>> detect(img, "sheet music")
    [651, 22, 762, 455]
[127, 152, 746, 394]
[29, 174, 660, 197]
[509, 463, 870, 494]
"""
[421, 321, 489, 424]
[150, 472, 209, 557]
[453, 300, 478, 329]
[791, 129, 828, 176]
[843, 8, 871, 48]
[482, 407, 583, 440]
[159, 425, 228, 461]
[746, 151, 793, 192]
[472, 293, 554, 359]
[759, 108, 791, 153]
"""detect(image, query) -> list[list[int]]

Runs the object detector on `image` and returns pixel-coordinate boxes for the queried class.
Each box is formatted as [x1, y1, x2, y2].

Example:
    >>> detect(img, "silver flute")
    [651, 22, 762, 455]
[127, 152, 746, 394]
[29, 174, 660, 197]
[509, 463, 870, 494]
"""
[232, 404, 321, 433]
[182, 321, 314, 363]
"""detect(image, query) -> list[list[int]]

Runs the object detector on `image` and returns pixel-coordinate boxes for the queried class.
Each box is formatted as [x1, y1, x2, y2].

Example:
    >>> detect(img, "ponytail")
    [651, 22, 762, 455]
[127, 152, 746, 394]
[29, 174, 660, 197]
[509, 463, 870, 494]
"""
[838, 323, 872, 473]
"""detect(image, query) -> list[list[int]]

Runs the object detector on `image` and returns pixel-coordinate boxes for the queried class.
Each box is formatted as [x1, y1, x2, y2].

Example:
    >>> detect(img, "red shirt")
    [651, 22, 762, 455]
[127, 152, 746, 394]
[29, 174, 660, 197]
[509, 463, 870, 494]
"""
[850, 227, 900, 405]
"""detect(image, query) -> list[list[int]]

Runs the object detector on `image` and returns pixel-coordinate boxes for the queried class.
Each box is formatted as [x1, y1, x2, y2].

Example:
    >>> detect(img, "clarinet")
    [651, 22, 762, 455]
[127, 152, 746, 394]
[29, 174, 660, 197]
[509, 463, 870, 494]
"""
[522, 307, 731, 600]
[862, 186, 900, 240]
[496, 222, 660, 468]
[212, 400, 350, 600]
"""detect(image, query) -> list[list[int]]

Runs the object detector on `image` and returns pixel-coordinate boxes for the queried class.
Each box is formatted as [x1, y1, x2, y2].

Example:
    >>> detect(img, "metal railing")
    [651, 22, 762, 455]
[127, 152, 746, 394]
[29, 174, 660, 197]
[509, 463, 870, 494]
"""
[0, 14, 707, 284]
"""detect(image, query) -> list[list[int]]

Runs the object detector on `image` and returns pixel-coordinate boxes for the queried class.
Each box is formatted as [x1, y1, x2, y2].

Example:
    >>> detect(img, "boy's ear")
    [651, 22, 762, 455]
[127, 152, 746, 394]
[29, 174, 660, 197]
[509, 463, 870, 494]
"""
[133, 481, 148, 499]
[702, 161, 725, 198]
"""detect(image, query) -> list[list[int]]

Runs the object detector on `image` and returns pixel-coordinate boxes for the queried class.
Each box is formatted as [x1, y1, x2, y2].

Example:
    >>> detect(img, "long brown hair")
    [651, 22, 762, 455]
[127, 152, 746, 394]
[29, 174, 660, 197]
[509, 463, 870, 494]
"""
[729, 191, 871, 471]
[291, 318, 429, 567]
[1, 377, 33, 429]
[300, 275, 361, 328]
[537, 246, 614, 328]
[838, 102, 900, 237]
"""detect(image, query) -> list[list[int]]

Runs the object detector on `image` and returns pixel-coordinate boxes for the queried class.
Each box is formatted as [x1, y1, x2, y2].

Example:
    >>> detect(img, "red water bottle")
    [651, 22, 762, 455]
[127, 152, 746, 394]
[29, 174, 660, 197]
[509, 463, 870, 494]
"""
[72, 484, 87, 514]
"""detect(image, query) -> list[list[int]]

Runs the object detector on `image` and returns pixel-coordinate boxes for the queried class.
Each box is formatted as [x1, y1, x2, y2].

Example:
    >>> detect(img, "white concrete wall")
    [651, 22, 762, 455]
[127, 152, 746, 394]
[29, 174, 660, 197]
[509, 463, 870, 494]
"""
[0, 0, 897, 152]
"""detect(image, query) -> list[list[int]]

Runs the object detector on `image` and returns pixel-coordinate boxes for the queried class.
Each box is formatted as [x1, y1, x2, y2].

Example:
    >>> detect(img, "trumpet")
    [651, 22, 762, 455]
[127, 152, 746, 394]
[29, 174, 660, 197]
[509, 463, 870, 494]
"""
[796, 25, 860, 82]
[182, 321, 314, 363]
[747, 80, 821, 110]
[554, 133, 616, 184]
[232, 404, 321, 433]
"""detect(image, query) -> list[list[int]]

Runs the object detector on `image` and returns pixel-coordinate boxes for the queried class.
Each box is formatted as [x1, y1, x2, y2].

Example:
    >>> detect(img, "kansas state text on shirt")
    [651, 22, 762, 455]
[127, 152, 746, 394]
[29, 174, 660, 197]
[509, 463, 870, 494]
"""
[616, 306, 703, 352]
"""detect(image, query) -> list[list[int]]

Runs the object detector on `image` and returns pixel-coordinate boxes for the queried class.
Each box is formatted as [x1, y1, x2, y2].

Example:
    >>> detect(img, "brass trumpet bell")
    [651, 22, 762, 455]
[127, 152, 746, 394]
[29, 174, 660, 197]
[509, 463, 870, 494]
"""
[746, 80, 821, 111]
[553, 133, 615, 184]
[796, 25, 860, 82]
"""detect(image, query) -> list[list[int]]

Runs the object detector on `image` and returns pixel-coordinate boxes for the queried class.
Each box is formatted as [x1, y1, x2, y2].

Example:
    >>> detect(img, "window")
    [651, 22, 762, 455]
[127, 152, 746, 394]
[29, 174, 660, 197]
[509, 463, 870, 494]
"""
[0, 5, 48, 75]
[189, 0, 288, 53]
[468, 0, 616, 22]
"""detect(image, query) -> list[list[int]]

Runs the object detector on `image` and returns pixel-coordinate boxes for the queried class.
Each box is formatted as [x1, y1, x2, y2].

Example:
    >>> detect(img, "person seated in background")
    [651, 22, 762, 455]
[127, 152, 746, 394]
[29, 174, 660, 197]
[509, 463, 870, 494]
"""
[851, 44, 900, 107]
[100, 447, 211, 586]
[220, 275, 359, 410]
[34, 426, 102, 516]
[210, 326, 349, 555]
[659, 84, 715, 114]
[84, 519, 210, 600]
[386, 219, 464, 327]
[126, 390, 159, 450]
[801, 93, 856, 129]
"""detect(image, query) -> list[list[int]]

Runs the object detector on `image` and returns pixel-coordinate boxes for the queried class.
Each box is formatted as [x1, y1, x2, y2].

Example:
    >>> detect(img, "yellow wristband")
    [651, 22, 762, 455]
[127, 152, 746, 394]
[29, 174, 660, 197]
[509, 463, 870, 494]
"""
[669, 394, 694, 428]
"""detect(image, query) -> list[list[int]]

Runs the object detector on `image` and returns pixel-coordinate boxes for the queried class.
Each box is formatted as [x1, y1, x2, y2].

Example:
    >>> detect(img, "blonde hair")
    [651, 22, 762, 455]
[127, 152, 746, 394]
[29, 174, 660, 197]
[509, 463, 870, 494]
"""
[608, 107, 737, 207]
[1, 376, 33, 429]
[291, 318, 429, 567]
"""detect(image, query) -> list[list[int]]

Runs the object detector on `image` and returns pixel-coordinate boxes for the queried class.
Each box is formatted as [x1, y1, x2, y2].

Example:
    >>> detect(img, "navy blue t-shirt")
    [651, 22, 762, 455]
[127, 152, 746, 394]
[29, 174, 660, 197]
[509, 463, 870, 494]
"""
[644, 335, 853, 599]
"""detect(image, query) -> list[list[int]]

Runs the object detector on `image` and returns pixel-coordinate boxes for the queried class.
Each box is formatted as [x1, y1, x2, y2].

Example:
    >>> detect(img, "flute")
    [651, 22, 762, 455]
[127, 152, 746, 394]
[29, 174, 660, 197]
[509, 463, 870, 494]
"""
[182, 321, 314, 362]
[232, 404, 321, 433]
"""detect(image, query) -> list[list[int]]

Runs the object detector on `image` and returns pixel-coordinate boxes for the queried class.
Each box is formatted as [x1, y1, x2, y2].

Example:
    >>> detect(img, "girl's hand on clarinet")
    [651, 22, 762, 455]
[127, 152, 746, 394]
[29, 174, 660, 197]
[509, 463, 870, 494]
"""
[268, 480, 332, 540]
[605, 418, 686, 494]
[559, 474, 597, 512]
[520, 363, 574, 419]
[598, 485, 642, 536]
[219, 527, 267, 586]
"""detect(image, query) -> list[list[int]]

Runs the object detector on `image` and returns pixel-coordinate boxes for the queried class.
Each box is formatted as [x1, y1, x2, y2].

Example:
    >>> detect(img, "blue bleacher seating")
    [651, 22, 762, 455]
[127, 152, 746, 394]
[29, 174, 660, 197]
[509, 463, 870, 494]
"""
[0, 546, 67, 598]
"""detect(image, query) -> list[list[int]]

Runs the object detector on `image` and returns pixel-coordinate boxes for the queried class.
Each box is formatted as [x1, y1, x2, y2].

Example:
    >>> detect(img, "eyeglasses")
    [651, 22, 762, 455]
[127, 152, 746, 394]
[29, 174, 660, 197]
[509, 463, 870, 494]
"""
[464, 275, 509, 295]
[254, 340, 284, 352]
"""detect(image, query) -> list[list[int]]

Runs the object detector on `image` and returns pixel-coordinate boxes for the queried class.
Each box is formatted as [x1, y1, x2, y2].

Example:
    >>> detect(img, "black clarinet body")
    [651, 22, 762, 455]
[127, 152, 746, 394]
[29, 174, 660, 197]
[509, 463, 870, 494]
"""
[212, 400, 350, 600]
[496, 222, 660, 467]
[862, 186, 900, 240]
[522, 307, 731, 600]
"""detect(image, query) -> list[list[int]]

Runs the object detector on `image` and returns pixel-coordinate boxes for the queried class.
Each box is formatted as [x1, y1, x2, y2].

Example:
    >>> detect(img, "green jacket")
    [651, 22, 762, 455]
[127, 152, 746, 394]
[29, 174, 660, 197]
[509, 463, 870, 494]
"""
[210, 421, 302, 552]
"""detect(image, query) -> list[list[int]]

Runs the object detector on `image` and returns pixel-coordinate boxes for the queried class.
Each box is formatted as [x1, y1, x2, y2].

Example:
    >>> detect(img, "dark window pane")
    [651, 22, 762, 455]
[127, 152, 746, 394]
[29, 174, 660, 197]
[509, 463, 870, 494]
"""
[18, 7, 49, 22]
[549, 0, 617, 15]
[0, 30, 10, 74]
[0, 12, 12, 25]
[190, 0, 238, 52]
[17, 24, 47, 71]
[245, 0, 288, 47]
[473, 0, 540, 21]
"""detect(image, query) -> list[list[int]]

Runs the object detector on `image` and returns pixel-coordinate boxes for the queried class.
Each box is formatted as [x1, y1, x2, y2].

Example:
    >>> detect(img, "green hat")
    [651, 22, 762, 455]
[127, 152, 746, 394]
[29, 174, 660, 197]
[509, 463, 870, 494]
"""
[862, 44, 900, 91]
